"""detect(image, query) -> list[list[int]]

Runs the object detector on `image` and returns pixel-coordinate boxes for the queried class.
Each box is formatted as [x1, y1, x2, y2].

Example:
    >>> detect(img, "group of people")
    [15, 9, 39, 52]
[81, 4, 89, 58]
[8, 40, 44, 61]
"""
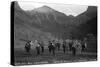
[24, 39, 87, 56]
[65, 39, 87, 56]
[25, 40, 44, 55]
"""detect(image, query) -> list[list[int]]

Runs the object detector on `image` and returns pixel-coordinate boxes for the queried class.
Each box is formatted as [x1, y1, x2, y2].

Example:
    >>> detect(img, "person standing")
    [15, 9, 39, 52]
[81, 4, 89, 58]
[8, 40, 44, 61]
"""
[48, 41, 55, 55]
[57, 42, 60, 51]
[81, 39, 87, 53]
[39, 42, 44, 53]
[69, 42, 73, 51]
[25, 41, 31, 53]
[41, 45, 44, 53]
[48, 41, 52, 53]
[34, 40, 41, 55]
[36, 45, 40, 55]
[72, 40, 76, 56]
[52, 42, 56, 55]
[72, 46, 76, 56]
[62, 41, 66, 53]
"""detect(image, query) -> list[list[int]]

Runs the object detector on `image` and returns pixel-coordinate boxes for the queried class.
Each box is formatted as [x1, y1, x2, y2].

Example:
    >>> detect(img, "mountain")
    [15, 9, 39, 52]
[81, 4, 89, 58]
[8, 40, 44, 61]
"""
[26, 5, 74, 25]
[13, 1, 97, 48]
[79, 6, 97, 18]
[75, 6, 97, 24]
[76, 6, 97, 36]
[14, 2, 54, 48]
[14, 2, 76, 48]
[28, 5, 56, 13]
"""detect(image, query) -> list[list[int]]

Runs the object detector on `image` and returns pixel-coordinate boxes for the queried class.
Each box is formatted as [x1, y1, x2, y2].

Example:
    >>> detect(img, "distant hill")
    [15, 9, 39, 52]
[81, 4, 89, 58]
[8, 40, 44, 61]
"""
[76, 6, 97, 37]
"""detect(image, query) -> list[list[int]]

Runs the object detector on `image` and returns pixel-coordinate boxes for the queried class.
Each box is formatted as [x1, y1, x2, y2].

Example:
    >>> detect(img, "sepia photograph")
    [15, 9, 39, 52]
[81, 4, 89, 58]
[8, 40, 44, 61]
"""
[11, 1, 97, 66]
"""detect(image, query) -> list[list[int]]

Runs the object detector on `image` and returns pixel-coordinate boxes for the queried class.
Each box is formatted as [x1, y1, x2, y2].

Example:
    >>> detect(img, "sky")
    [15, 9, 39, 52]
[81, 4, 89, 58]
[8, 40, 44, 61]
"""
[18, 1, 88, 16]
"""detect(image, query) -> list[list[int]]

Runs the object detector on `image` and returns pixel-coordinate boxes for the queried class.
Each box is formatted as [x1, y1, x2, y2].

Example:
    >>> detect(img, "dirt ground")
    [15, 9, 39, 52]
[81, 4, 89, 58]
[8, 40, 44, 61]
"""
[14, 48, 97, 66]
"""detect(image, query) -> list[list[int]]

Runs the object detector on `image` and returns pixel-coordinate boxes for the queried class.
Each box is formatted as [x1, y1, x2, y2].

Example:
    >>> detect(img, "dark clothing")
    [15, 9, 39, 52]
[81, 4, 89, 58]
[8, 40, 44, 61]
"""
[81, 45, 85, 51]
[69, 42, 73, 51]
[41, 46, 44, 53]
[38, 42, 44, 53]
[72, 47, 76, 56]
[48, 42, 55, 55]
[36, 46, 40, 55]
[25, 42, 31, 53]
[62, 44, 66, 53]
[56, 43, 60, 51]
[48, 43, 52, 53]
[81, 41, 86, 52]
[48, 45, 51, 53]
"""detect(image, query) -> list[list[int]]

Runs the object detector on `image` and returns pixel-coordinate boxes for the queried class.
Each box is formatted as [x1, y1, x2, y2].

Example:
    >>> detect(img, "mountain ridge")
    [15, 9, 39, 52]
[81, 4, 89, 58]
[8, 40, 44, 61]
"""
[14, 1, 97, 44]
